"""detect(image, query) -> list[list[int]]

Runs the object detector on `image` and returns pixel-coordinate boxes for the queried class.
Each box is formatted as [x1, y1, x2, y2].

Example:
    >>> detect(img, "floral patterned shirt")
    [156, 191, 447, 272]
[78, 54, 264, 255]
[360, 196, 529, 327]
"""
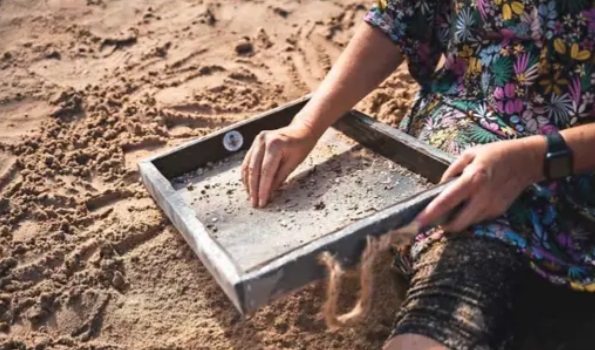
[365, 0, 595, 290]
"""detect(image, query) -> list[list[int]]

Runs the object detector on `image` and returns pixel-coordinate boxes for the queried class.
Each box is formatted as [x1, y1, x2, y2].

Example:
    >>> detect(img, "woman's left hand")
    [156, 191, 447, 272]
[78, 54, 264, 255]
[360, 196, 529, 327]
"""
[416, 137, 546, 233]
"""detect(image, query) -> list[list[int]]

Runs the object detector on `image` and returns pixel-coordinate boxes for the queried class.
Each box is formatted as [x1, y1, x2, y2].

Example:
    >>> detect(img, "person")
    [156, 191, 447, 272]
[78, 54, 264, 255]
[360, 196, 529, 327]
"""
[242, 0, 595, 349]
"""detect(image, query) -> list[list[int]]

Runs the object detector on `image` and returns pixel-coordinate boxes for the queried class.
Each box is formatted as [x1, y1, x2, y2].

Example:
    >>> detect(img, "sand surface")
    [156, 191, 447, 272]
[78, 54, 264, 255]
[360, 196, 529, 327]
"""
[0, 1, 417, 349]
[172, 129, 429, 274]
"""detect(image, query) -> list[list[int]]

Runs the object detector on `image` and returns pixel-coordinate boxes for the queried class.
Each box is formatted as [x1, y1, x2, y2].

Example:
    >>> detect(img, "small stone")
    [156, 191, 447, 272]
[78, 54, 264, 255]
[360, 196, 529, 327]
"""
[314, 201, 326, 211]
[112, 271, 126, 290]
[212, 217, 218, 223]
[187, 184, 195, 191]
[235, 39, 253, 55]
[45, 49, 61, 60]
[202, 8, 217, 26]
[272, 7, 289, 17]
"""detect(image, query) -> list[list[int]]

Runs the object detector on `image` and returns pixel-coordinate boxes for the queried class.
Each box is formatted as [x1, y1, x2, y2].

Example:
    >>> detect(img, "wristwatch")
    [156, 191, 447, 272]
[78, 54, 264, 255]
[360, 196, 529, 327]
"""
[543, 132, 573, 180]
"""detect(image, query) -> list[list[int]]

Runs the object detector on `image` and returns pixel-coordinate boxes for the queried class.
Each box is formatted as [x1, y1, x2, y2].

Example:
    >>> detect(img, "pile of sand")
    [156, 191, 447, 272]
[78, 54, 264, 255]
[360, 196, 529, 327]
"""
[0, 0, 416, 349]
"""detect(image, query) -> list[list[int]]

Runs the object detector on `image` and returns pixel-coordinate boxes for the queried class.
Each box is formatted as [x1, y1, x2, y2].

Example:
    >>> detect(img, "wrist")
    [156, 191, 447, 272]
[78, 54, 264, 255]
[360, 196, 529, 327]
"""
[291, 113, 326, 141]
[518, 135, 547, 184]
[542, 131, 575, 180]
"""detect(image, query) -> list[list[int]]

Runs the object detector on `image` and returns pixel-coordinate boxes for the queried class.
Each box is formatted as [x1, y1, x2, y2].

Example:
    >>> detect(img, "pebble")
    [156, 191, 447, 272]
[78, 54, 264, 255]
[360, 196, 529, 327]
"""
[235, 39, 254, 55]
[112, 271, 126, 290]
[212, 217, 218, 223]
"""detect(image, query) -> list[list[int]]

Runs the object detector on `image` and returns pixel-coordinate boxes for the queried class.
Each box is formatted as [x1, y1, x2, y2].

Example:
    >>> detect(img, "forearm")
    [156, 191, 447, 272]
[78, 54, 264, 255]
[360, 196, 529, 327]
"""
[292, 23, 403, 139]
[521, 123, 595, 182]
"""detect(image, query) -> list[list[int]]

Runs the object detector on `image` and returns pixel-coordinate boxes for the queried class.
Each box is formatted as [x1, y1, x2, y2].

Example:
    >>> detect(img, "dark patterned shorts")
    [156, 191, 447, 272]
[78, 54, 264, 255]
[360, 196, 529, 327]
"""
[390, 236, 595, 350]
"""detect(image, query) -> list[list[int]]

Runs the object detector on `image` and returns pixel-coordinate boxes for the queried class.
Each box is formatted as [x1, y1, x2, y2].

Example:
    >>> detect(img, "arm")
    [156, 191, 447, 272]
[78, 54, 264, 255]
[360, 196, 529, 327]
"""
[529, 123, 595, 180]
[242, 23, 404, 208]
[417, 123, 595, 232]
[291, 23, 404, 139]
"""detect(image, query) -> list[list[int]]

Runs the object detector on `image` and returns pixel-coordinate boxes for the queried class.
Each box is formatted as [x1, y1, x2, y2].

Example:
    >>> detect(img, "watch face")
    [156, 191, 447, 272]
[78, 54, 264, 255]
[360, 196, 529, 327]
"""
[547, 153, 572, 179]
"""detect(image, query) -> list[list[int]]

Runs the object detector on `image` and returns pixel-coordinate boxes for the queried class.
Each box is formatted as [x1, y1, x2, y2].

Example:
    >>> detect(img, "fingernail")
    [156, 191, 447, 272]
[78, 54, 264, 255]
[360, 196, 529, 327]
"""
[258, 198, 266, 208]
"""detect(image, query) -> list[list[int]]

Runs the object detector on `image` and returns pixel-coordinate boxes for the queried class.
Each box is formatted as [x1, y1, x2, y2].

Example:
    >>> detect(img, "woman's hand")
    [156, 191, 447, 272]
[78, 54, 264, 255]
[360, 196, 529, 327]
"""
[238, 23, 404, 208]
[241, 123, 318, 208]
[416, 137, 546, 233]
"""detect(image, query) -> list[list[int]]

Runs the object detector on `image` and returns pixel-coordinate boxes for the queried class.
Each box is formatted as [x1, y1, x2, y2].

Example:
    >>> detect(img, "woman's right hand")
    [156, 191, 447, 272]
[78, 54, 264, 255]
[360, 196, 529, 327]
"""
[241, 123, 319, 208]
[238, 13, 403, 209]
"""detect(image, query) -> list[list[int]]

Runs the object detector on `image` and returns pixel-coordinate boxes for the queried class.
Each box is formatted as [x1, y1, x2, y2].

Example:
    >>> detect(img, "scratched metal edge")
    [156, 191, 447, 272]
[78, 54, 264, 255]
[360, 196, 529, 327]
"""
[137, 160, 246, 314]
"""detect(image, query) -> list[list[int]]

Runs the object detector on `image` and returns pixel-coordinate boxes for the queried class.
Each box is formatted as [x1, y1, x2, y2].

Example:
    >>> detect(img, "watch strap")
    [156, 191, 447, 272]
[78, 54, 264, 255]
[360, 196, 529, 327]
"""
[544, 132, 573, 180]
[545, 132, 568, 153]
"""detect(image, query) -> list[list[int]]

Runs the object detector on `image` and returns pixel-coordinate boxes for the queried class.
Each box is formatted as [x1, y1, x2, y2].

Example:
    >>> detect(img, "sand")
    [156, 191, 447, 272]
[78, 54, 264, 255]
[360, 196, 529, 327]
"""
[172, 129, 429, 275]
[0, 1, 417, 349]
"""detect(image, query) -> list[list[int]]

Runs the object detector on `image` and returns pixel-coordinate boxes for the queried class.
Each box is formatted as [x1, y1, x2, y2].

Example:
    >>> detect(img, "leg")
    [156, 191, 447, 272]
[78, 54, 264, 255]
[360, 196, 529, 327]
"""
[386, 235, 529, 350]
[384, 334, 448, 350]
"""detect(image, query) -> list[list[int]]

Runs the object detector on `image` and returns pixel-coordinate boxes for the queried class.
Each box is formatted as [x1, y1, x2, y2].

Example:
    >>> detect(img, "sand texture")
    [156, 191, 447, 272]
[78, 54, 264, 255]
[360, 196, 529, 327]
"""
[0, 0, 418, 349]
[172, 128, 430, 274]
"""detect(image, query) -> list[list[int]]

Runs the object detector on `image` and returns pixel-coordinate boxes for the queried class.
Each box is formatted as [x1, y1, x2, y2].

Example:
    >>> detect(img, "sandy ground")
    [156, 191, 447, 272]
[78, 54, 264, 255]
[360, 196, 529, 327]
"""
[0, 0, 418, 349]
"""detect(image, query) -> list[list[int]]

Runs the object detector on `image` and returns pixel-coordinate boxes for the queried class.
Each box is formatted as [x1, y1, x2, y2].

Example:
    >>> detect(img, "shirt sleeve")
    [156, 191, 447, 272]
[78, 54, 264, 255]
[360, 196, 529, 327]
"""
[364, 0, 447, 85]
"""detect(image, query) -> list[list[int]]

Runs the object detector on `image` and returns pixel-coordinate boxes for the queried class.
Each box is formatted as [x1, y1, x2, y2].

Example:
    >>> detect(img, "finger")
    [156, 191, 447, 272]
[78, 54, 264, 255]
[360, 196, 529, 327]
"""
[271, 159, 297, 191]
[441, 195, 487, 234]
[258, 147, 282, 207]
[416, 176, 472, 228]
[441, 151, 475, 183]
[248, 138, 266, 208]
[241, 146, 254, 195]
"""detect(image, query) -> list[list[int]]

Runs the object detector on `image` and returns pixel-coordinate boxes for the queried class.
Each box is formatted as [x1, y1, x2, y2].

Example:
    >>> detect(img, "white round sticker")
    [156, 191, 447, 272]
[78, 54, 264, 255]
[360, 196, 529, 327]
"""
[222, 130, 244, 152]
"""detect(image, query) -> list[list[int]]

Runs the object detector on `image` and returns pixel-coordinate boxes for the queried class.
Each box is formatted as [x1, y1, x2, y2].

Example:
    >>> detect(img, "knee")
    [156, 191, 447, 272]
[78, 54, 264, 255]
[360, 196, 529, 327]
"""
[383, 334, 449, 350]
